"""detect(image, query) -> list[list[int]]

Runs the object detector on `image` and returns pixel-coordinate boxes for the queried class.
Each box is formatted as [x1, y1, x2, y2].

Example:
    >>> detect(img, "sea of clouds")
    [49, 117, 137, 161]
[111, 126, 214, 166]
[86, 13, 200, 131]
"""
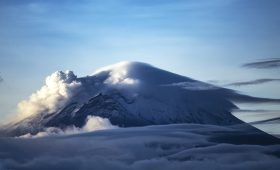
[0, 123, 279, 170]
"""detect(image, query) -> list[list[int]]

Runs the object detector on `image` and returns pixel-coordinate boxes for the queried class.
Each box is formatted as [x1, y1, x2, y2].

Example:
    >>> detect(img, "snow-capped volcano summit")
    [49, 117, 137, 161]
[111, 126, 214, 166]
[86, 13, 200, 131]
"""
[1, 61, 278, 137]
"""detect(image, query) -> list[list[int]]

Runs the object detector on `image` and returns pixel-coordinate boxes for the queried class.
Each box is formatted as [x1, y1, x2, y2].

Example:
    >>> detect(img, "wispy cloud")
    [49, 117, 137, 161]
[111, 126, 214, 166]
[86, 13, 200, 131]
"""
[163, 81, 219, 90]
[226, 78, 280, 87]
[242, 58, 280, 69]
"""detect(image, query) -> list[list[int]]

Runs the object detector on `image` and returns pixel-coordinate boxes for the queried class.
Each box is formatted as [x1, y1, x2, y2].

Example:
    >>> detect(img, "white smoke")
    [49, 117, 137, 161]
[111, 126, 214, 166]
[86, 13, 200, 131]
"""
[82, 115, 116, 131]
[17, 70, 81, 120]
[105, 69, 139, 85]
[20, 115, 117, 138]
[93, 61, 139, 86]
[15, 64, 140, 122]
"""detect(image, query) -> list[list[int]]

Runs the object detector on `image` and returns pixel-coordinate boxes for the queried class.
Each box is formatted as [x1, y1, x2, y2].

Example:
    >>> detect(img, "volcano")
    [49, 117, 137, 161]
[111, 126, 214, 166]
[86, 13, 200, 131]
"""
[2, 61, 279, 137]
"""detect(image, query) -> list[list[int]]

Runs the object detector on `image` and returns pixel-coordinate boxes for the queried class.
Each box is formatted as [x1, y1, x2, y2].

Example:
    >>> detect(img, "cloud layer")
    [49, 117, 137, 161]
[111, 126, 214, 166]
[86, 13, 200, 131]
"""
[0, 124, 279, 170]
[226, 78, 280, 86]
[243, 58, 280, 69]
[20, 115, 117, 138]
[163, 81, 219, 90]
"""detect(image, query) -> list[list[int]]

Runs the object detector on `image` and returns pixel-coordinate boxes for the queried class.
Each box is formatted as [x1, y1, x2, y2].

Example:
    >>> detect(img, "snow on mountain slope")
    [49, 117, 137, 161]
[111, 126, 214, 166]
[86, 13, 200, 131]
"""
[1, 61, 279, 137]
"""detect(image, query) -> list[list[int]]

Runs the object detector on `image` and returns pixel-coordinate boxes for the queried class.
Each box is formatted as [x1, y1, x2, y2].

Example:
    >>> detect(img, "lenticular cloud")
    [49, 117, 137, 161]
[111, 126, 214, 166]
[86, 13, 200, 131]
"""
[17, 70, 81, 120]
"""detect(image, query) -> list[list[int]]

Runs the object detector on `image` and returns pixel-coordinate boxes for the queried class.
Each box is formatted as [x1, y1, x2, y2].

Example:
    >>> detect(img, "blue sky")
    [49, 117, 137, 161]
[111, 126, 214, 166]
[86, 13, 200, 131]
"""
[0, 0, 279, 121]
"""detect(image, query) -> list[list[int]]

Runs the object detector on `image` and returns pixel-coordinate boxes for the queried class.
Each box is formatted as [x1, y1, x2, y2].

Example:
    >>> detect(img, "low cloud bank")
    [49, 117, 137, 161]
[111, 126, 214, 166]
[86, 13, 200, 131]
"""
[0, 124, 279, 170]
[20, 115, 117, 138]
